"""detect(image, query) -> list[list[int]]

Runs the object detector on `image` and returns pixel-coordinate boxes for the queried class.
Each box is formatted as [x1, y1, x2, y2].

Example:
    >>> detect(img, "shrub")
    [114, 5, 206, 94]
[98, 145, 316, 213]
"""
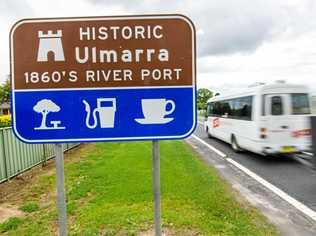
[0, 115, 11, 128]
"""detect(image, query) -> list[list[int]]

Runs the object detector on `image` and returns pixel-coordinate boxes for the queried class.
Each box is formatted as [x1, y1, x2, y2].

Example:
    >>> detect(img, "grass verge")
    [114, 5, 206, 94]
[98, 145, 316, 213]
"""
[0, 141, 277, 235]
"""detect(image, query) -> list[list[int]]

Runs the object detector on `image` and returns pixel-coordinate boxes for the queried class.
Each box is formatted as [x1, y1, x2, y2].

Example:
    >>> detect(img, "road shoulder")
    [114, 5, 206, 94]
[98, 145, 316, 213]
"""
[186, 136, 316, 236]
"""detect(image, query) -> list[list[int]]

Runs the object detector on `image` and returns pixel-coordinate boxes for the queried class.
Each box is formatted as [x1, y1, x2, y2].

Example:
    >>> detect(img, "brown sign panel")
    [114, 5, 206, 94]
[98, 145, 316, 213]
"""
[11, 15, 195, 90]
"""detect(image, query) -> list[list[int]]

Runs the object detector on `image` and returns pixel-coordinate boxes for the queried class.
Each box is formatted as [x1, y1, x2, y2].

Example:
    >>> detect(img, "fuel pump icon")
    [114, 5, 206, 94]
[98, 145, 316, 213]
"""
[82, 98, 116, 129]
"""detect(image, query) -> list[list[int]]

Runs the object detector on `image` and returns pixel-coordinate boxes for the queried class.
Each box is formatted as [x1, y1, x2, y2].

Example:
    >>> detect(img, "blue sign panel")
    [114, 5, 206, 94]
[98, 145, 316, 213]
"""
[13, 87, 195, 142]
[10, 15, 196, 143]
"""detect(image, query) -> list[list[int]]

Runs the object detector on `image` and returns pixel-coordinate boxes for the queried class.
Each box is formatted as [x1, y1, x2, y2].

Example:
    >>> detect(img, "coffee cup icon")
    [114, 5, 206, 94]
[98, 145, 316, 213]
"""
[135, 98, 176, 124]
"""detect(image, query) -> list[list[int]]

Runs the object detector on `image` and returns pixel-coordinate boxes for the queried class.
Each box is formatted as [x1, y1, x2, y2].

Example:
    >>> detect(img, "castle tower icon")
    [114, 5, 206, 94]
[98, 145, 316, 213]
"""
[37, 30, 65, 62]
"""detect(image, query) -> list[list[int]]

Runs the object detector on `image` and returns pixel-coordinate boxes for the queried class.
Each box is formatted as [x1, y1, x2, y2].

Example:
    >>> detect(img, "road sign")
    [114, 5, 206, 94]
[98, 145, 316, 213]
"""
[10, 15, 196, 143]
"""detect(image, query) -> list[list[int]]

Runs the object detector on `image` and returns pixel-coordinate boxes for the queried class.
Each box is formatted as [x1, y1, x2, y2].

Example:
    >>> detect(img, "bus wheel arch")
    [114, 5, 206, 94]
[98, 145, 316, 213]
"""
[231, 134, 242, 153]
[206, 126, 212, 138]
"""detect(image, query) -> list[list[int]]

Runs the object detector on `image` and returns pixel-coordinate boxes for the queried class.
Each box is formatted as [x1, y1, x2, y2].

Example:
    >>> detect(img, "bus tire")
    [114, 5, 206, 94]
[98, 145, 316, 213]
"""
[231, 135, 242, 153]
[206, 127, 212, 138]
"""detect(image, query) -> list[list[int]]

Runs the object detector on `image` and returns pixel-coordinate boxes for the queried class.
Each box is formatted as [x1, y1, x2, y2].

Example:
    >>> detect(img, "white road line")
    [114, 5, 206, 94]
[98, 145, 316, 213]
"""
[226, 158, 316, 222]
[302, 152, 313, 157]
[191, 135, 227, 158]
[292, 155, 314, 168]
[191, 134, 316, 222]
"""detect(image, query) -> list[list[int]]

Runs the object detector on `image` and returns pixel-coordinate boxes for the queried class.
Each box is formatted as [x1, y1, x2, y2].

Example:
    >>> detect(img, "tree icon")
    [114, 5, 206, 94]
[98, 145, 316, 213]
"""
[33, 99, 61, 129]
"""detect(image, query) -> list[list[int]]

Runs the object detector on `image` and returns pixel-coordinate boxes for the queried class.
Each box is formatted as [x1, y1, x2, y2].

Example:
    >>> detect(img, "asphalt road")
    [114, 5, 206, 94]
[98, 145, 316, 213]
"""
[194, 120, 316, 211]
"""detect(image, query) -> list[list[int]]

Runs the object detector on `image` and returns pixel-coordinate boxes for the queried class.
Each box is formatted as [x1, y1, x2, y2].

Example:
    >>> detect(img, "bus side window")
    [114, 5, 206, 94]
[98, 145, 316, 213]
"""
[271, 96, 283, 115]
[240, 96, 252, 120]
[222, 100, 232, 117]
[206, 103, 213, 116]
[213, 102, 221, 117]
[232, 96, 252, 120]
[262, 95, 266, 116]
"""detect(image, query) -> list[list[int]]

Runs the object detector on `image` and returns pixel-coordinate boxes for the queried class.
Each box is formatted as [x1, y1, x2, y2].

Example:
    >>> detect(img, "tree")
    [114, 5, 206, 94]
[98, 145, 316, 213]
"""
[0, 77, 10, 103]
[197, 88, 213, 110]
[33, 99, 60, 129]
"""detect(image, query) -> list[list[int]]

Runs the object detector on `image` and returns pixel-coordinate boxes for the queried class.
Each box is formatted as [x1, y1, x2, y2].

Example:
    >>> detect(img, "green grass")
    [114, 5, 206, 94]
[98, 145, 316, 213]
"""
[19, 202, 40, 213]
[0, 141, 277, 235]
[0, 218, 23, 232]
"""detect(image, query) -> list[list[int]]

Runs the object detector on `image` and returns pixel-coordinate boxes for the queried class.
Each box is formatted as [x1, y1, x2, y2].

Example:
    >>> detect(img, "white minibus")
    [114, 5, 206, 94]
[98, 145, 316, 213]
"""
[204, 82, 312, 155]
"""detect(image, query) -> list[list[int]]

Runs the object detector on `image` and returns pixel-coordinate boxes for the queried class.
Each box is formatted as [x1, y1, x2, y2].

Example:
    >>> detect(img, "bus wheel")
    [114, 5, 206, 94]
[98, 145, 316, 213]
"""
[231, 135, 241, 153]
[206, 127, 212, 138]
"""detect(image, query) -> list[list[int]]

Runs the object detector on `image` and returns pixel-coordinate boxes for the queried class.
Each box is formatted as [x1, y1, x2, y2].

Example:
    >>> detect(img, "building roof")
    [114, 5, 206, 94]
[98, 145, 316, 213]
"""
[0, 102, 10, 109]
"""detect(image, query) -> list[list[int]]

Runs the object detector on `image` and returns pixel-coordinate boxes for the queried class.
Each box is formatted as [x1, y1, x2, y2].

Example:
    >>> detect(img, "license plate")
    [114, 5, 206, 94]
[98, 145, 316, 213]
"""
[281, 146, 296, 153]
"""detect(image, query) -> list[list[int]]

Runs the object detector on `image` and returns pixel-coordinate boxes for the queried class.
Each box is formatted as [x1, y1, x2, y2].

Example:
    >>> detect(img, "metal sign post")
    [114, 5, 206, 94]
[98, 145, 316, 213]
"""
[152, 140, 162, 236]
[54, 144, 67, 236]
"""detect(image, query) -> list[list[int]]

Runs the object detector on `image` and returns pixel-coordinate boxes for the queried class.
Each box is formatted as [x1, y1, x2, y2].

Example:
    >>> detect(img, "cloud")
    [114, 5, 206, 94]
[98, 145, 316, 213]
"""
[1, 0, 316, 92]
[197, 29, 316, 92]
[88, 0, 184, 12]
[86, 0, 291, 57]
[190, 0, 288, 56]
[0, 0, 34, 18]
[85, 0, 316, 59]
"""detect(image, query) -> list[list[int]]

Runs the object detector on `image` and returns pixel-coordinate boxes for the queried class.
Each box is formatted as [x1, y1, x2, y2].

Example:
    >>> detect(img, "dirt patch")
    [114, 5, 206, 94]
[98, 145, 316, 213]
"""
[0, 205, 24, 223]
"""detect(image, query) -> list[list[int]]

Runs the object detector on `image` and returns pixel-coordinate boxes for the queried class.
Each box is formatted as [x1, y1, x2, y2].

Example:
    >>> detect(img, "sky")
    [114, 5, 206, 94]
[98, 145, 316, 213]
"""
[1, 0, 316, 94]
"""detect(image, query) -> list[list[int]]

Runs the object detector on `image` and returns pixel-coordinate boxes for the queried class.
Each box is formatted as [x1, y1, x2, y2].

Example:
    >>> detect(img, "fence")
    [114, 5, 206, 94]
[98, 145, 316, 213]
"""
[0, 127, 80, 183]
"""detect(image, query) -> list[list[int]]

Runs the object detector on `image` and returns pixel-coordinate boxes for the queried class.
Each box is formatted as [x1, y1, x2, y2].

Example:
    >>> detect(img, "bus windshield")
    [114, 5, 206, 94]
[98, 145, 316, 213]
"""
[291, 93, 310, 115]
